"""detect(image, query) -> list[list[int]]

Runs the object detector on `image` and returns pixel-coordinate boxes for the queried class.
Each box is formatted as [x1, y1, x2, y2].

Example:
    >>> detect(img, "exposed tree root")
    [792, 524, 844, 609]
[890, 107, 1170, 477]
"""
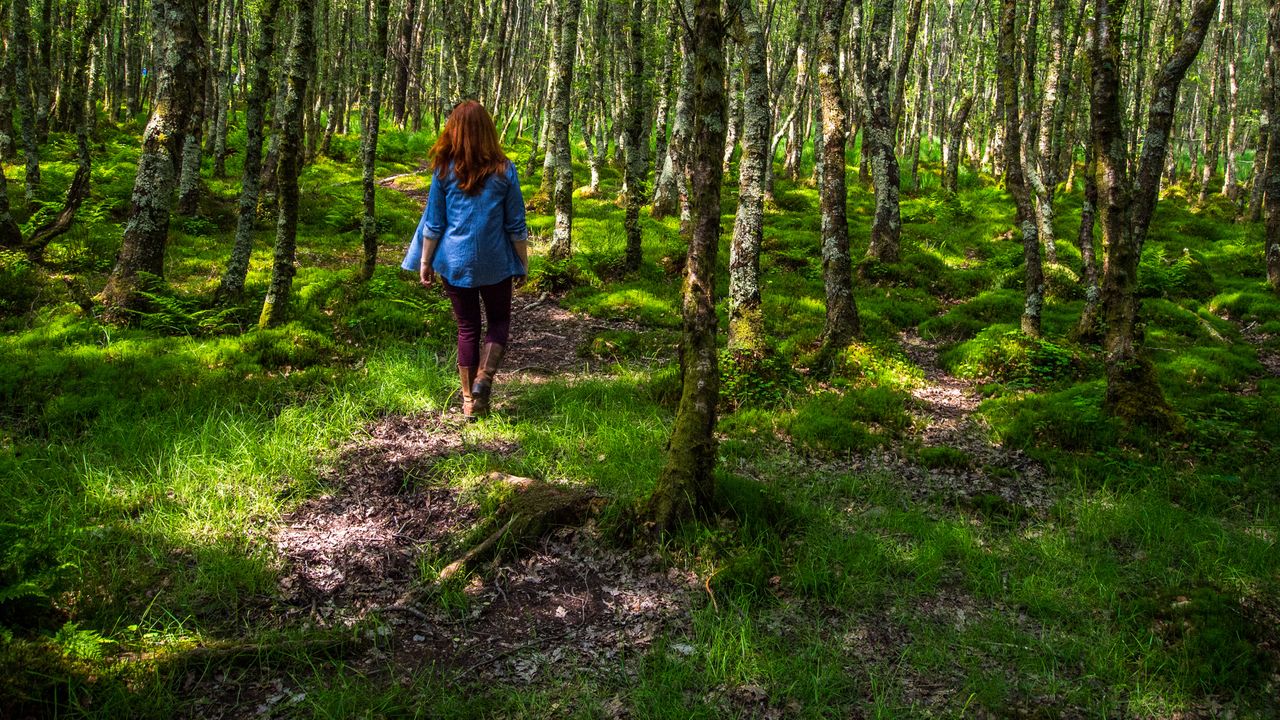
[393, 473, 602, 609]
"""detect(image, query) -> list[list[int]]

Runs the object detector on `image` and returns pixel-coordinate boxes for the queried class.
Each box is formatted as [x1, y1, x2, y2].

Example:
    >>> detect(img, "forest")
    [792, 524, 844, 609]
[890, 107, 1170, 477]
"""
[2, 0, 1279, 716]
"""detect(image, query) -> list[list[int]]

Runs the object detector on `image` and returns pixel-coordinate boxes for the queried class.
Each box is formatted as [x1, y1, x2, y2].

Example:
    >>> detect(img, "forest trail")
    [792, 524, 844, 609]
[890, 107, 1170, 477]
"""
[812, 329, 1058, 514]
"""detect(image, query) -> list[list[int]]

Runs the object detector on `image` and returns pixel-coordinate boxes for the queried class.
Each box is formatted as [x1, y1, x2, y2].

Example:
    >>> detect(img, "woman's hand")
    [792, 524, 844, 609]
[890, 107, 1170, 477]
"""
[420, 263, 436, 288]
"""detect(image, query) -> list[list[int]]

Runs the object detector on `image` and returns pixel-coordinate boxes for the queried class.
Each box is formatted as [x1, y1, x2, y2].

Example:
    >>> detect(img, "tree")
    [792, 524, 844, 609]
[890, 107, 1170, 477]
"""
[10, 0, 40, 202]
[620, 0, 648, 273]
[1089, 0, 1218, 427]
[644, 0, 728, 533]
[216, 0, 284, 302]
[545, 0, 582, 262]
[996, 0, 1044, 337]
[359, 0, 393, 282]
[259, 0, 317, 328]
[727, 0, 769, 354]
[816, 0, 859, 365]
[1265, 0, 1280, 291]
[864, 0, 901, 264]
[101, 0, 208, 319]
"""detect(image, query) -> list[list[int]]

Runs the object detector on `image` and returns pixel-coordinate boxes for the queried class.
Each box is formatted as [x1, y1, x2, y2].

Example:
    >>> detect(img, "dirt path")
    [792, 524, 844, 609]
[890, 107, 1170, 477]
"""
[785, 330, 1055, 515]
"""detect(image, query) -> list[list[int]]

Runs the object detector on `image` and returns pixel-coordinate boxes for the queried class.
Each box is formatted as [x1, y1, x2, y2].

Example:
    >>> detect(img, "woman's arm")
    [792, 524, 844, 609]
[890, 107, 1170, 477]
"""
[420, 171, 447, 286]
[503, 163, 529, 278]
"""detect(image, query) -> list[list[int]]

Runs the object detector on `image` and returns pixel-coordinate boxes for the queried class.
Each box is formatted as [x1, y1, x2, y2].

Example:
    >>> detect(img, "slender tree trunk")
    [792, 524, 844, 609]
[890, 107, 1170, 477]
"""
[1077, 140, 1101, 335]
[645, 0, 728, 534]
[728, 0, 769, 354]
[890, 0, 925, 137]
[653, 36, 693, 220]
[817, 0, 859, 365]
[944, 96, 974, 194]
[101, 0, 207, 319]
[546, 0, 582, 262]
[217, 0, 283, 302]
[259, 0, 316, 327]
[11, 0, 40, 202]
[1265, 1, 1280, 290]
[1031, 0, 1071, 264]
[1218, 0, 1240, 203]
[864, 0, 902, 263]
[1093, 0, 1216, 428]
[621, 0, 646, 273]
[358, 0, 391, 282]
[998, 0, 1043, 337]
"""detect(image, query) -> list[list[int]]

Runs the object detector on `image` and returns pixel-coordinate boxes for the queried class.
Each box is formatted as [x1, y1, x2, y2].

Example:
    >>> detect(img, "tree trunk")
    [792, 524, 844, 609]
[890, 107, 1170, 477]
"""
[890, 0, 925, 137]
[864, 0, 901, 263]
[1093, 0, 1217, 429]
[998, 0, 1043, 337]
[217, 0, 283, 302]
[817, 0, 859, 366]
[101, 0, 207, 319]
[1265, 1, 1280, 290]
[621, 0, 647, 273]
[944, 96, 973, 194]
[546, 0, 581, 262]
[653, 35, 693, 220]
[1076, 139, 1101, 337]
[358, 0, 392, 282]
[11, 0, 40, 202]
[645, 0, 728, 534]
[728, 0, 769, 354]
[259, 0, 316, 328]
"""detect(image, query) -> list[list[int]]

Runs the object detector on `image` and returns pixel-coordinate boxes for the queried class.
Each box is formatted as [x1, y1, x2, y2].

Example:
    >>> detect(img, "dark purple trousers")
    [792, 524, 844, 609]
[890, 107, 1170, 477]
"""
[442, 277, 513, 368]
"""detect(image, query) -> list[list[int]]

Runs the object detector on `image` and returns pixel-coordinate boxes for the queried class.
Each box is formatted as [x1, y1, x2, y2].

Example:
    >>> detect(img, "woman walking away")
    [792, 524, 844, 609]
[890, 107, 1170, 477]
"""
[402, 101, 529, 420]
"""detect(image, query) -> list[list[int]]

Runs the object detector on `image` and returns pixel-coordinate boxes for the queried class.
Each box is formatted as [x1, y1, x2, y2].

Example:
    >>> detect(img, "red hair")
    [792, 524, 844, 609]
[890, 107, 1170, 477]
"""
[430, 101, 510, 195]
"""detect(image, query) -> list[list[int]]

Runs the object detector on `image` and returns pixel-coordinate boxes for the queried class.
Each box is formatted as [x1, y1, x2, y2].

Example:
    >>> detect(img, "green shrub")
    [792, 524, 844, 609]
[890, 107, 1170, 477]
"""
[0, 249, 43, 316]
[1043, 262, 1083, 300]
[1138, 247, 1217, 301]
[919, 290, 1022, 341]
[719, 349, 805, 411]
[787, 387, 912, 453]
[940, 325, 1083, 387]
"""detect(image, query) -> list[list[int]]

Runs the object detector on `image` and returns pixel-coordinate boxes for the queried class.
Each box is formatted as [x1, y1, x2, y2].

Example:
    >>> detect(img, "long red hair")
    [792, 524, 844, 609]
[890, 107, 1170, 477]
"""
[430, 101, 510, 195]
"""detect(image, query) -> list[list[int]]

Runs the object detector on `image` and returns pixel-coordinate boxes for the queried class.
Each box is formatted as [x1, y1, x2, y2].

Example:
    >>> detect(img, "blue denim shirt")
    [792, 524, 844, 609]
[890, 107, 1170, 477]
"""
[400, 160, 528, 288]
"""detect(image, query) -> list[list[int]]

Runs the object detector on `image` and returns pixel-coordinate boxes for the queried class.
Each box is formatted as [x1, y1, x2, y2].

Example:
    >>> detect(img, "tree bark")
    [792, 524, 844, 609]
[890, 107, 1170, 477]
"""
[621, 0, 647, 273]
[645, 0, 728, 534]
[358, 0, 392, 282]
[546, 0, 581, 262]
[1265, 1, 1280, 290]
[11, 0, 40, 202]
[216, 0, 283, 302]
[998, 0, 1043, 337]
[728, 0, 769, 354]
[864, 0, 901, 263]
[101, 0, 207, 319]
[259, 0, 316, 328]
[944, 96, 974, 194]
[817, 0, 859, 365]
[1093, 0, 1217, 428]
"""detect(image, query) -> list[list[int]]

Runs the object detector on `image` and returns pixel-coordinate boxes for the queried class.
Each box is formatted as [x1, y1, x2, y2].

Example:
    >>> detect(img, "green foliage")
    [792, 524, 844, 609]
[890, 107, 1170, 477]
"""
[940, 325, 1083, 388]
[787, 387, 912, 453]
[0, 522, 73, 630]
[718, 349, 804, 411]
[137, 288, 244, 336]
[1042, 262, 1083, 300]
[52, 622, 114, 661]
[0, 248, 43, 316]
[919, 290, 1023, 341]
[1131, 585, 1276, 694]
[1138, 247, 1217, 301]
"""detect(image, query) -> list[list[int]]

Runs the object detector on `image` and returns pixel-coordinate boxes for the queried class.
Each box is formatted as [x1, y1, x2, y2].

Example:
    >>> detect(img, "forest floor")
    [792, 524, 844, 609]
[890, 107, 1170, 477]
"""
[2, 123, 1279, 718]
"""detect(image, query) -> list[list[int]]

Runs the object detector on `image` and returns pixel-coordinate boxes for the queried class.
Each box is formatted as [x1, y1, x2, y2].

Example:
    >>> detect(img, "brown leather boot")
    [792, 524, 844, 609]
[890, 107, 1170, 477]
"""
[458, 366, 478, 421]
[470, 342, 506, 415]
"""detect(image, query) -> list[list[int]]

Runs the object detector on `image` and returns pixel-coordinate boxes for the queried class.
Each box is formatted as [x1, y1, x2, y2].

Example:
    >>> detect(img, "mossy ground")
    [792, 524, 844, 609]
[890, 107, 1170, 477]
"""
[1, 118, 1277, 717]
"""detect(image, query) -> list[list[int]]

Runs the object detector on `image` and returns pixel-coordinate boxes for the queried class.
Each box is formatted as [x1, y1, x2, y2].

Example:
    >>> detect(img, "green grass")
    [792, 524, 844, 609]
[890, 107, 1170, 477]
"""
[1, 121, 1277, 718]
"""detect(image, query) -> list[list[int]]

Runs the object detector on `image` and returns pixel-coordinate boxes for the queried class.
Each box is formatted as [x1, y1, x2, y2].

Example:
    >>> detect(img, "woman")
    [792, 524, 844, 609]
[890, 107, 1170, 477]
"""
[402, 101, 528, 420]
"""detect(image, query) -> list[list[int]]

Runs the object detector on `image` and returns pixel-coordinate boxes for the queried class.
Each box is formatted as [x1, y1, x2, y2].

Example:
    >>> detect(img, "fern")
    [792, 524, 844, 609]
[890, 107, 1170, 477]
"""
[53, 622, 113, 660]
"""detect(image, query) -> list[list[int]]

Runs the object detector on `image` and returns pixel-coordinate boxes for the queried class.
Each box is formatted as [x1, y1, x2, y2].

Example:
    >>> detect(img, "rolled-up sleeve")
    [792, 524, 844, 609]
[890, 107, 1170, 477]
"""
[502, 163, 528, 243]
